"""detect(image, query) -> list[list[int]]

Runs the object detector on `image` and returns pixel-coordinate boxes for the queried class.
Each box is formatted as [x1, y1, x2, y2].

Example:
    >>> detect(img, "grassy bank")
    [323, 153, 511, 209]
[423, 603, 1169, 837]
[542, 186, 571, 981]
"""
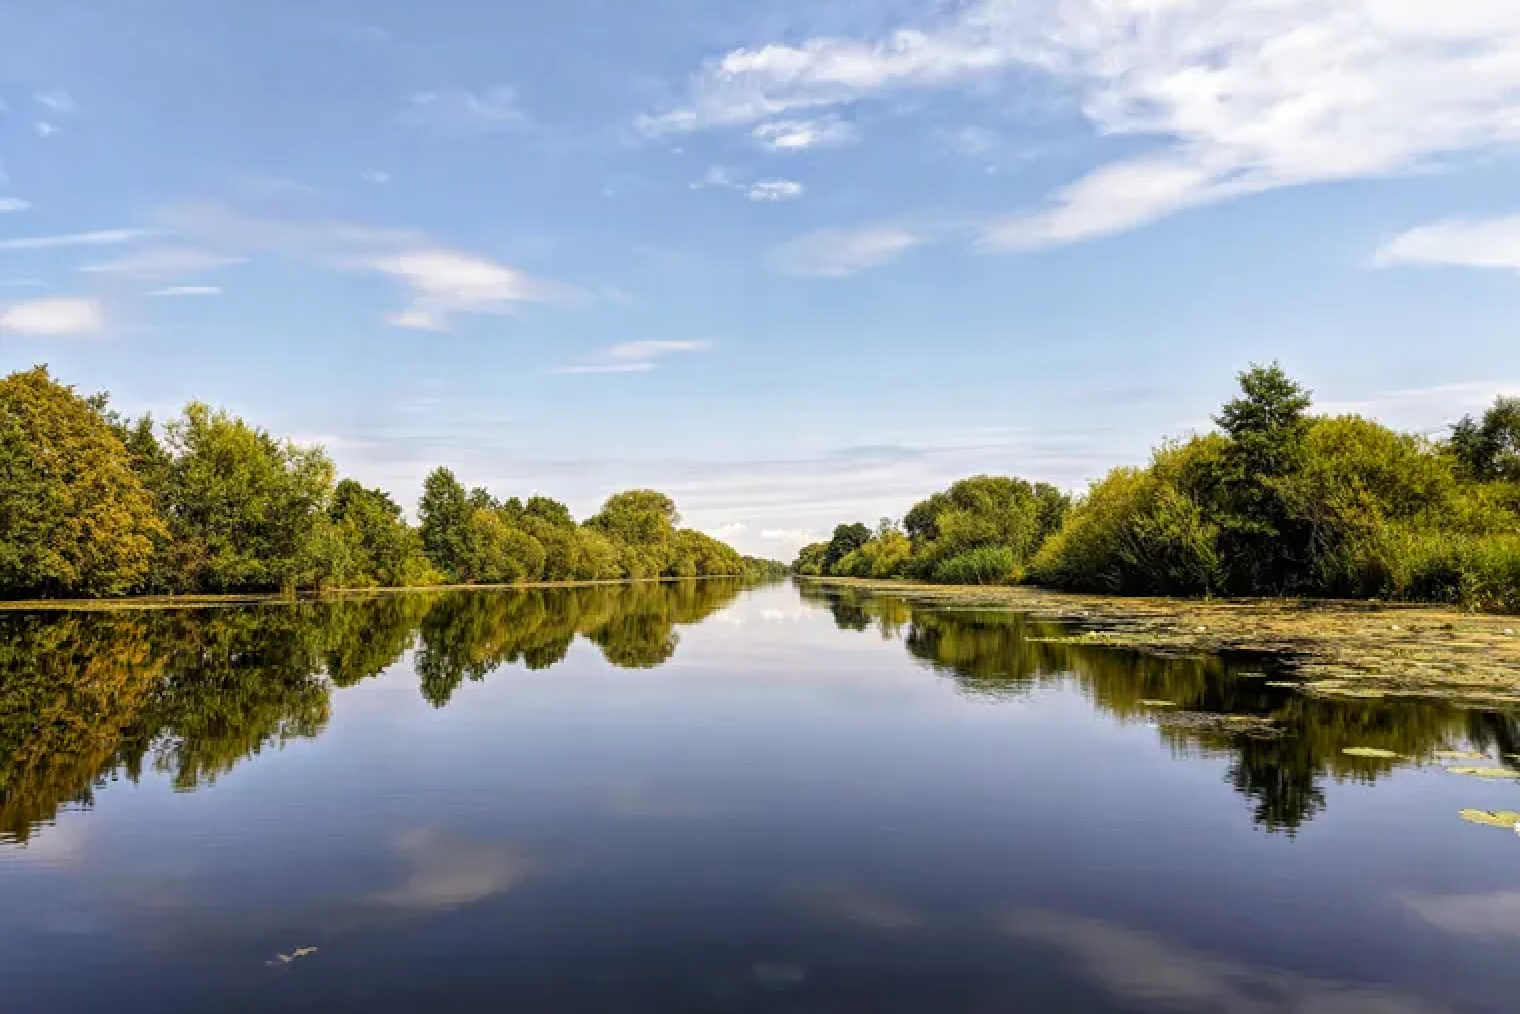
[0, 574, 758, 613]
[802, 576, 1520, 704]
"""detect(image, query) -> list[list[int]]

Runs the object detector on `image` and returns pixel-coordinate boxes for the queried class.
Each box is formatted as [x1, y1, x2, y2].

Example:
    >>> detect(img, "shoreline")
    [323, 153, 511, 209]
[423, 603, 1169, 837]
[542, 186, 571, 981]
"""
[800, 576, 1520, 703]
[0, 574, 752, 613]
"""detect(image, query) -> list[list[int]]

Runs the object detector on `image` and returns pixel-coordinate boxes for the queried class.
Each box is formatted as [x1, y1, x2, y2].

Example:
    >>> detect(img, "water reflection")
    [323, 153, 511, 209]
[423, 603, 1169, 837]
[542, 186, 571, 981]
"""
[802, 584, 1520, 834]
[0, 579, 746, 842]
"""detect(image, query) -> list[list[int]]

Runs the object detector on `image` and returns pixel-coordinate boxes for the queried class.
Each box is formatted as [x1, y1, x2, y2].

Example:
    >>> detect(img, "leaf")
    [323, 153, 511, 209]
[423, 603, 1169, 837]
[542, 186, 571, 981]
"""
[1446, 767, 1519, 780]
[1458, 809, 1520, 828]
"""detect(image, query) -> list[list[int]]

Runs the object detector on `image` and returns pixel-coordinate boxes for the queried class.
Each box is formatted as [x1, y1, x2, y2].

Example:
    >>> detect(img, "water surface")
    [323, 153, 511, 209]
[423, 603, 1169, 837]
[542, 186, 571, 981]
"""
[3, 580, 1518, 1013]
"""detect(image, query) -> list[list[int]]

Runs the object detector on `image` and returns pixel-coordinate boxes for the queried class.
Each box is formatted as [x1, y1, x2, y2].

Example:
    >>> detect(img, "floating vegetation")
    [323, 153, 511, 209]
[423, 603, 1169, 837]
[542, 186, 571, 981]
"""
[1435, 751, 1487, 761]
[1342, 748, 1402, 759]
[1458, 809, 1520, 829]
[809, 580, 1520, 699]
[1446, 767, 1519, 780]
[1151, 711, 1282, 738]
[1265, 681, 1300, 688]
[1139, 700, 1178, 707]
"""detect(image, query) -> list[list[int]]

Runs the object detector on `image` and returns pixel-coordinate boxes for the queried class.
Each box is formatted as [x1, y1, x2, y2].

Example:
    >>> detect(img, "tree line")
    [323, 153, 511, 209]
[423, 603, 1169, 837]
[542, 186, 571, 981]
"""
[794, 364, 1520, 613]
[0, 365, 781, 599]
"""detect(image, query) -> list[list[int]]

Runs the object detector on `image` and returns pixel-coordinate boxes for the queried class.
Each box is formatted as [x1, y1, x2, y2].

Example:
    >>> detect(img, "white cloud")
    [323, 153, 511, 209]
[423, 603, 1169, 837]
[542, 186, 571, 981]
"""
[753, 117, 860, 151]
[769, 224, 923, 277]
[748, 179, 805, 202]
[691, 166, 739, 191]
[146, 285, 222, 298]
[80, 246, 242, 281]
[401, 87, 525, 134]
[0, 198, 29, 213]
[1375, 214, 1520, 274]
[34, 121, 57, 138]
[557, 339, 712, 374]
[34, 90, 79, 115]
[152, 202, 578, 330]
[363, 169, 392, 185]
[648, 0, 1520, 248]
[0, 296, 103, 336]
[372, 248, 563, 329]
[0, 228, 147, 251]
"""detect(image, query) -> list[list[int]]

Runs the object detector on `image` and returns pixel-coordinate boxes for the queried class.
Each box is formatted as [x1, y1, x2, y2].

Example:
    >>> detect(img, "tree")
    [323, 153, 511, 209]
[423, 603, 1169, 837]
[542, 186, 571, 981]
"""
[161, 403, 334, 592]
[0, 367, 165, 597]
[1451, 396, 1520, 483]
[1209, 363, 1315, 593]
[823, 522, 873, 572]
[419, 467, 471, 581]
[329, 479, 436, 587]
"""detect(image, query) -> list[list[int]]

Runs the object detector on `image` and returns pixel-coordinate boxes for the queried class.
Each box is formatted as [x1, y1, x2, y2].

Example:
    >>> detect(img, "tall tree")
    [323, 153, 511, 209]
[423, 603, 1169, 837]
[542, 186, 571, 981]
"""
[1451, 396, 1520, 483]
[419, 467, 471, 581]
[0, 367, 165, 597]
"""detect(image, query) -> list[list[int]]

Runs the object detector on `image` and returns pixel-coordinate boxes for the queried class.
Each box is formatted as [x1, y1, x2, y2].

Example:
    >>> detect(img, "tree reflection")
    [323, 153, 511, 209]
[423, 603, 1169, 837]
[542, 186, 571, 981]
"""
[0, 579, 745, 840]
[805, 585, 1517, 834]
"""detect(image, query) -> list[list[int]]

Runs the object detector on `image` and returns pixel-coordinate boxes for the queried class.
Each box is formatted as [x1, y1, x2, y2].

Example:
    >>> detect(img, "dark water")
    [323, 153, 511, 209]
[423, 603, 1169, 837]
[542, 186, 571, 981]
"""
[3, 580, 1519, 1014]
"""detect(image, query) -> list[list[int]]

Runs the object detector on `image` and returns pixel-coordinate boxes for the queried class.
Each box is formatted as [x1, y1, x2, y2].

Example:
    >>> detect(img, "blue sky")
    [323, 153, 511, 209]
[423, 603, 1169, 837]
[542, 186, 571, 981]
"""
[2, 0, 1519, 556]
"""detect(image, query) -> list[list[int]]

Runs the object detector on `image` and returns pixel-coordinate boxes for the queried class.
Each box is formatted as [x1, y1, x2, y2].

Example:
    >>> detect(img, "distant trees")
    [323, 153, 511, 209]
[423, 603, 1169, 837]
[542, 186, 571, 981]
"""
[795, 363, 1520, 613]
[0, 365, 759, 600]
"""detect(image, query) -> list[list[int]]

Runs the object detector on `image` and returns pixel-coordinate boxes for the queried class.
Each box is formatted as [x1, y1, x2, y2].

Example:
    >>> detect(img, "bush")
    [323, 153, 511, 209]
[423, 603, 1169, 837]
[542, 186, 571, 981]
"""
[933, 546, 1020, 585]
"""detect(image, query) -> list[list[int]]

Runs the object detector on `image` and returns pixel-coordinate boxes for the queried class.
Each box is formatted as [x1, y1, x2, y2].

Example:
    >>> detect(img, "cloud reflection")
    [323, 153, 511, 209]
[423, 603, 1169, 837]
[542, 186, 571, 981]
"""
[372, 828, 529, 911]
[1005, 909, 1452, 1014]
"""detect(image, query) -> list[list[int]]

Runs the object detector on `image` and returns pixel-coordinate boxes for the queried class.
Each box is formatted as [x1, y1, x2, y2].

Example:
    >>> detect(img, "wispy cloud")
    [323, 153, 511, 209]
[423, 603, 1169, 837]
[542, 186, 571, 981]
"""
[753, 116, 859, 151]
[0, 229, 148, 251]
[152, 201, 576, 330]
[80, 246, 242, 282]
[363, 169, 392, 185]
[0, 198, 29, 213]
[556, 339, 712, 374]
[748, 179, 804, 202]
[647, 0, 1520, 249]
[0, 296, 104, 336]
[34, 90, 79, 115]
[768, 224, 923, 277]
[146, 285, 222, 298]
[400, 86, 526, 134]
[1375, 215, 1520, 275]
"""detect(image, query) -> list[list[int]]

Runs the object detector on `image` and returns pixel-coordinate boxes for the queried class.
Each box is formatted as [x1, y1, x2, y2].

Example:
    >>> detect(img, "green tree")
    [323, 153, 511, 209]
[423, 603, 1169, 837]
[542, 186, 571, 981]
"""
[1209, 363, 1315, 593]
[420, 467, 471, 581]
[0, 367, 166, 597]
[161, 403, 334, 592]
[823, 522, 873, 572]
[1451, 396, 1520, 483]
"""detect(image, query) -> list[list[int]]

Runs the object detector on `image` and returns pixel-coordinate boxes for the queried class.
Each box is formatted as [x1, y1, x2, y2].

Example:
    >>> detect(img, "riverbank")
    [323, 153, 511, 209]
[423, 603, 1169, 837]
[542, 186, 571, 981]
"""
[0, 575, 754, 613]
[802, 577, 1520, 705]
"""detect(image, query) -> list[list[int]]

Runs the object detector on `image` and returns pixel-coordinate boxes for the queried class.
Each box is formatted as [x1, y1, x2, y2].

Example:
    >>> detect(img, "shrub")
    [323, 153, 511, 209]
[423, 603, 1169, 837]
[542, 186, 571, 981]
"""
[933, 546, 1020, 585]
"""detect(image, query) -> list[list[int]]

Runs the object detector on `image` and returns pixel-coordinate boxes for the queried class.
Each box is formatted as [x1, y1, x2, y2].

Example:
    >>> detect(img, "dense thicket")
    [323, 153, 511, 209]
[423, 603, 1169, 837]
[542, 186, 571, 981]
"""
[795, 365, 1520, 613]
[793, 476, 1071, 585]
[0, 366, 777, 599]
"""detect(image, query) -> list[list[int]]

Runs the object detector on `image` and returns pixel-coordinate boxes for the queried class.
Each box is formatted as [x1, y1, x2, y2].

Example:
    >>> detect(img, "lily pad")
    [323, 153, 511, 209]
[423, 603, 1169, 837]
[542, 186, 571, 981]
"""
[1139, 699, 1178, 707]
[1435, 751, 1486, 760]
[1446, 767, 1519, 780]
[1458, 809, 1520, 829]
[1342, 747, 1401, 759]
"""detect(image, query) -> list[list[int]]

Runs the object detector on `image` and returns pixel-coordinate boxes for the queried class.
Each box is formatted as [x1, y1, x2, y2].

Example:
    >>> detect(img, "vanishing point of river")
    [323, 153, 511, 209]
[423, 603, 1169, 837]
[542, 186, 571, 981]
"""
[3, 579, 1518, 1013]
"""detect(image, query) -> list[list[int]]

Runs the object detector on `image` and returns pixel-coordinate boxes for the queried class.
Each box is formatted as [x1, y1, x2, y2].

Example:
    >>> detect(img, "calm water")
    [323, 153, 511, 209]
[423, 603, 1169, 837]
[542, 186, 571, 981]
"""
[3, 580, 1518, 1014]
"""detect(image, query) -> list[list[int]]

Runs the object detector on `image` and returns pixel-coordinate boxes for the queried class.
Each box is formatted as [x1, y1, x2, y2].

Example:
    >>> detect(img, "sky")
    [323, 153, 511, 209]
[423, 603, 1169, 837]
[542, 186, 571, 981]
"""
[2, 0, 1519, 558]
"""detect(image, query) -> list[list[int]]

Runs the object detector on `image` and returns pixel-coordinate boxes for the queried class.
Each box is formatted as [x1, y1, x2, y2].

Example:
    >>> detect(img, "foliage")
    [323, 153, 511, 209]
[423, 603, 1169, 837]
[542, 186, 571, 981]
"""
[797, 363, 1520, 613]
[1, 366, 751, 599]
[0, 367, 165, 597]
